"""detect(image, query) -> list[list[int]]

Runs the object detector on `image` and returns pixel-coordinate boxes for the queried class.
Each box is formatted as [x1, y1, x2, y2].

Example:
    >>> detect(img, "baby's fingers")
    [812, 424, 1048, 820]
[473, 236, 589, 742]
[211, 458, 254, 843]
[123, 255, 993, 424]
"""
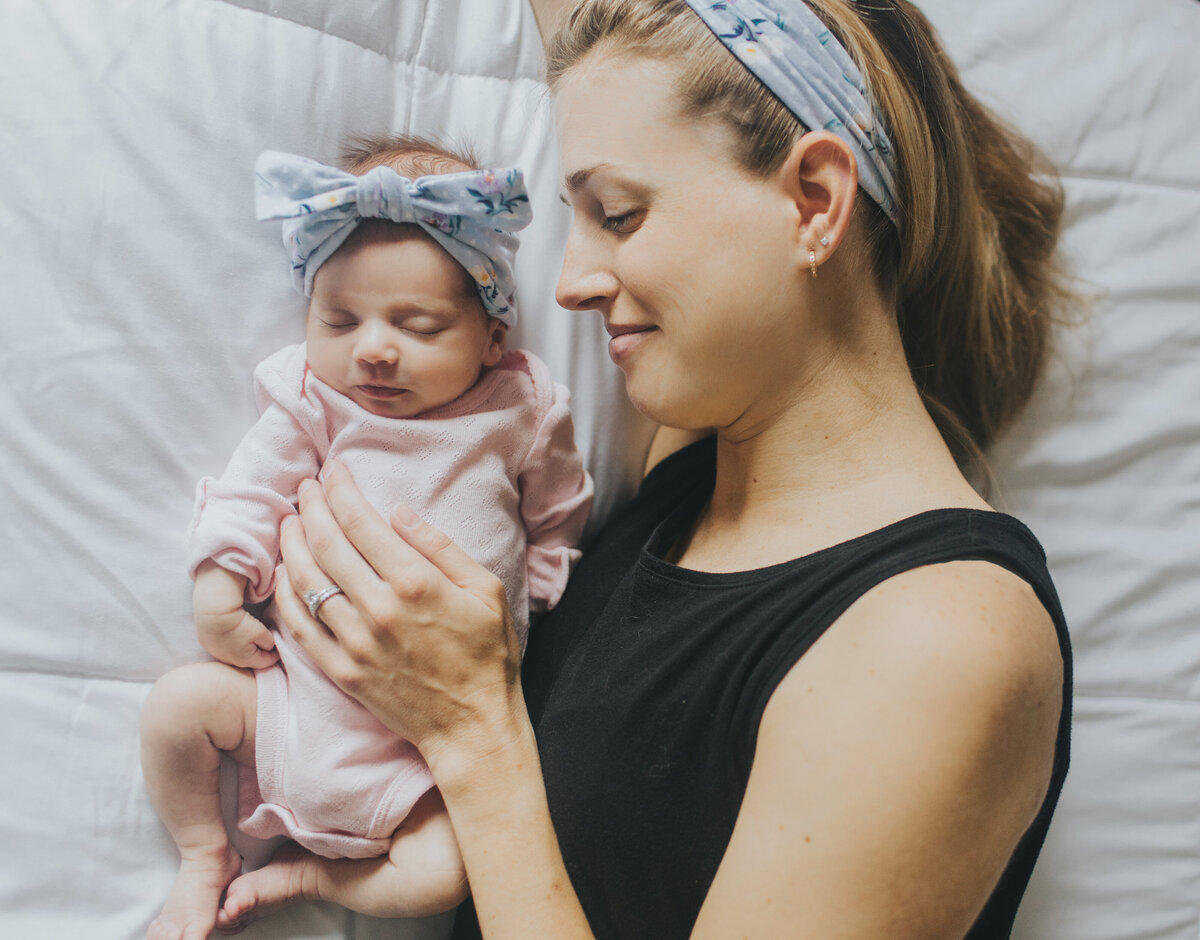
[229, 613, 278, 668]
[205, 613, 278, 669]
[237, 642, 280, 670]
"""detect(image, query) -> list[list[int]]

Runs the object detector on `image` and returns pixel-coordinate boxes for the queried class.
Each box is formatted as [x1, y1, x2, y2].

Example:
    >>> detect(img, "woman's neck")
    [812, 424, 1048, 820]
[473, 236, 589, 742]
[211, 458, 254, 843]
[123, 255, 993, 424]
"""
[675, 316, 989, 573]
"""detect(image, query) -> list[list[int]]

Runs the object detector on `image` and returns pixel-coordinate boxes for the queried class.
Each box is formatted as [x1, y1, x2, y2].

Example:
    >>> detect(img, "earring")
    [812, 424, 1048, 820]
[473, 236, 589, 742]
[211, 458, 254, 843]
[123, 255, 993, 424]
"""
[819, 235, 830, 247]
[809, 247, 818, 278]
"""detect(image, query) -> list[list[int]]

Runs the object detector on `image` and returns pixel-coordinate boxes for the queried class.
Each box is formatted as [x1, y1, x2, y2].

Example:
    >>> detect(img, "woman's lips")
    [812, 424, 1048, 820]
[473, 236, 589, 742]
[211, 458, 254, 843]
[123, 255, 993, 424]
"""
[605, 323, 656, 362]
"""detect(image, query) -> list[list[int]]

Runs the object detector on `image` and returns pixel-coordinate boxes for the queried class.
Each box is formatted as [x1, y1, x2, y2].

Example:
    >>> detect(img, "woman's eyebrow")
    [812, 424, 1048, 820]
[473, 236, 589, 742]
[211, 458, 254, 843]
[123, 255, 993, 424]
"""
[562, 163, 612, 195]
[561, 164, 656, 205]
[559, 163, 619, 201]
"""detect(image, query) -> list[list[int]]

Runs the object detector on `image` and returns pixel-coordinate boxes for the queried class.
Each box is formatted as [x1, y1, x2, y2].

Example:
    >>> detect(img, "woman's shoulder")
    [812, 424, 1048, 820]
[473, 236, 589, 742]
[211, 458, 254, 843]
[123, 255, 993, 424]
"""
[839, 555, 1063, 693]
[800, 508, 1066, 709]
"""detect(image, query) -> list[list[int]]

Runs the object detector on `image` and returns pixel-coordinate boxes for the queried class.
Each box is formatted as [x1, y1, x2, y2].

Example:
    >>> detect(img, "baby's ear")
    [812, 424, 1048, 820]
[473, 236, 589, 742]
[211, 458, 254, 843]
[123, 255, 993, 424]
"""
[483, 318, 507, 366]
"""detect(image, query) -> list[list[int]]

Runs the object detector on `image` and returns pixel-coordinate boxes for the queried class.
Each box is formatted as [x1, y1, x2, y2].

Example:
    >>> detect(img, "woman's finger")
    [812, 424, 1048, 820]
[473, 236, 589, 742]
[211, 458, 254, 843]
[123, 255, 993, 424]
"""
[391, 502, 504, 597]
[275, 534, 354, 674]
[309, 462, 438, 589]
[277, 511, 344, 609]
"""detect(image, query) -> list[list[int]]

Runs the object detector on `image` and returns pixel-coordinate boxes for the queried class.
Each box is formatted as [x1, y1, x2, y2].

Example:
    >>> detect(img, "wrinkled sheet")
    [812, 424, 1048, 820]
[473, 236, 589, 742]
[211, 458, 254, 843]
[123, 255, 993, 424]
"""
[0, 1, 1197, 938]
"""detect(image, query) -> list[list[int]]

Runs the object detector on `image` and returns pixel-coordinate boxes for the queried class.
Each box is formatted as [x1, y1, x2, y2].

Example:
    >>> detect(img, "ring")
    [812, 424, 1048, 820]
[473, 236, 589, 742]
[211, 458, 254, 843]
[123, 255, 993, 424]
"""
[302, 584, 344, 620]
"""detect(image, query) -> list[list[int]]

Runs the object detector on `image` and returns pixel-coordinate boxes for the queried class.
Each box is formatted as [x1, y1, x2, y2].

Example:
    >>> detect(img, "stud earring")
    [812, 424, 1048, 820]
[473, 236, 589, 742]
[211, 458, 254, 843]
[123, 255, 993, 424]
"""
[819, 235, 830, 247]
[809, 247, 819, 278]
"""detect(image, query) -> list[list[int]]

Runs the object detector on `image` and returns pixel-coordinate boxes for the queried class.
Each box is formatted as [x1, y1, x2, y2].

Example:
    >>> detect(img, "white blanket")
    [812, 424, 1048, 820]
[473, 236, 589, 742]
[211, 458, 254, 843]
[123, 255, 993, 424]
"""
[0, 2, 1196, 938]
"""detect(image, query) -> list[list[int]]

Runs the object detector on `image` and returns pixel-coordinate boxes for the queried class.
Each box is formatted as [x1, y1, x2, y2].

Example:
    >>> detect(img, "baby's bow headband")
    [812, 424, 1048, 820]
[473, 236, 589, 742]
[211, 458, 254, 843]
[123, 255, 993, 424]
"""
[683, 0, 899, 224]
[254, 150, 532, 325]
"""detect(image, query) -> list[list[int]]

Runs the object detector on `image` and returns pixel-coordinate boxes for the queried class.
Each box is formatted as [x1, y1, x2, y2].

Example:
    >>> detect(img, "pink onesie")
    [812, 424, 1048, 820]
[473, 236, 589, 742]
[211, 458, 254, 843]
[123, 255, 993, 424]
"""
[186, 343, 592, 858]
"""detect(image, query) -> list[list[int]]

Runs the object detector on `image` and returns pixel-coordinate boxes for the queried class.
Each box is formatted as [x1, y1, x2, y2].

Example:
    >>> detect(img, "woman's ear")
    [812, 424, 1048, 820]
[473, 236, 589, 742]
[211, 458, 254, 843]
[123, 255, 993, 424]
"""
[778, 131, 858, 269]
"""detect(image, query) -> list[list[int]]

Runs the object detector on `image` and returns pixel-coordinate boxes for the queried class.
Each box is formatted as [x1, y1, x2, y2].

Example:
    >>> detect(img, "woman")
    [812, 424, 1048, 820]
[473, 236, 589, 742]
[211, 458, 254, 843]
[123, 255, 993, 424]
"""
[224, 1, 1073, 936]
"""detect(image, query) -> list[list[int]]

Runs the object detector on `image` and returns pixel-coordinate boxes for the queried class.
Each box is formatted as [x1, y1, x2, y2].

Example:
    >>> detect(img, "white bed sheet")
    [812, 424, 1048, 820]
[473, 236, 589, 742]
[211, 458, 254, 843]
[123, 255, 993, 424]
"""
[0, 2, 650, 937]
[1, 1, 1197, 939]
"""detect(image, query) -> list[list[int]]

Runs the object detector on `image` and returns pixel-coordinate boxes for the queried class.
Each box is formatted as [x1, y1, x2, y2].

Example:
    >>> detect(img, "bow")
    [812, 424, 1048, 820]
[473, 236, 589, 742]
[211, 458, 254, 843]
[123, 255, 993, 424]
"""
[254, 150, 532, 324]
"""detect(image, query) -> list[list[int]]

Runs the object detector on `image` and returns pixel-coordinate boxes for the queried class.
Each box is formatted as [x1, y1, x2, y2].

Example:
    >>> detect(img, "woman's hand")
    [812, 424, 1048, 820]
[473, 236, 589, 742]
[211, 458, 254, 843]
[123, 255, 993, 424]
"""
[274, 459, 526, 775]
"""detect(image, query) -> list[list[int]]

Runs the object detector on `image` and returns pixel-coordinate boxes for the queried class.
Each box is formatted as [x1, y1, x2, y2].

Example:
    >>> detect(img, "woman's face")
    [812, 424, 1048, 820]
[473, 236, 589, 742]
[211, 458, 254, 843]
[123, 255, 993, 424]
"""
[554, 54, 810, 432]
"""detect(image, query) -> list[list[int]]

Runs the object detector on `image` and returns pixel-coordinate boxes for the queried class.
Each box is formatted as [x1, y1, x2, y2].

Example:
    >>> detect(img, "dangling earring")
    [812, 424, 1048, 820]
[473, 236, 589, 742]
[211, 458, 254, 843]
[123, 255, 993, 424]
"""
[810, 235, 830, 279]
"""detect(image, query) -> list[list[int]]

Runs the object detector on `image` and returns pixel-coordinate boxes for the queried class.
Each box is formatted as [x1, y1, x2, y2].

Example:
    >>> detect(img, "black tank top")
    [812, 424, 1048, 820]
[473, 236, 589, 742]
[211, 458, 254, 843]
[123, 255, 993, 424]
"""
[454, 436, 1071, 939]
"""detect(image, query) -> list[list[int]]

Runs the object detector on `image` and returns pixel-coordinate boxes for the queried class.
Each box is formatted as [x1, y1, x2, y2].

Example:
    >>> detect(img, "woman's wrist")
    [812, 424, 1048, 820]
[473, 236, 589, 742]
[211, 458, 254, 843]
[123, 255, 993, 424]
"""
[423, 683, 538, 805]
[426, 694, 596, 940]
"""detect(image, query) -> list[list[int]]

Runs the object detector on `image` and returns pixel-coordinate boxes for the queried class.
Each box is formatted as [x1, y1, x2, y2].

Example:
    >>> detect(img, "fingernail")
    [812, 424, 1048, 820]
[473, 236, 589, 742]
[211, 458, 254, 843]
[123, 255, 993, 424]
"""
[298, 479, 313, 496]
[392, 503, 418, 530]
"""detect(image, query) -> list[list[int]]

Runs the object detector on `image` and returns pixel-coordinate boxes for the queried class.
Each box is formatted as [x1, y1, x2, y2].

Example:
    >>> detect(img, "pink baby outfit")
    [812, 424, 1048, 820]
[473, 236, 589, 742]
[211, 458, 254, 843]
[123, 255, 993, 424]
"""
[186, 343, 592, 858]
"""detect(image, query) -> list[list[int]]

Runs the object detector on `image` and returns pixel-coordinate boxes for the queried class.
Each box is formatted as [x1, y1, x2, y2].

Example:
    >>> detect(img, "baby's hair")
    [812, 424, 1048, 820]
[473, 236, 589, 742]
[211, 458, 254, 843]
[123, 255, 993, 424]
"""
[339, 133, 481, 178]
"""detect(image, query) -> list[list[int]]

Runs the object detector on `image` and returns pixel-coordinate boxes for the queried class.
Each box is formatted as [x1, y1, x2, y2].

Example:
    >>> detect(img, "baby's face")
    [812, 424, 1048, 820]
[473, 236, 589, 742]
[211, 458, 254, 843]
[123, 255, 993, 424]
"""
[306, 232, 504, 418]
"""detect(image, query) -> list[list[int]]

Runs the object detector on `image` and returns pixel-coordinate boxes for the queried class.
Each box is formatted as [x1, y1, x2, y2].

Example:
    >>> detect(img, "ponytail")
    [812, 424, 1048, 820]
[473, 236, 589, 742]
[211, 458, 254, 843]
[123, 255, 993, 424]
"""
[835, 1, 1072, 472]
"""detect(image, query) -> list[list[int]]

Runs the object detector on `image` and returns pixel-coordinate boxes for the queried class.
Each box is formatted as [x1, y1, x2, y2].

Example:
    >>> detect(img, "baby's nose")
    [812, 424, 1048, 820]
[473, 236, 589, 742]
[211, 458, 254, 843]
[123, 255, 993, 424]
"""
[354, 322, 400, 364]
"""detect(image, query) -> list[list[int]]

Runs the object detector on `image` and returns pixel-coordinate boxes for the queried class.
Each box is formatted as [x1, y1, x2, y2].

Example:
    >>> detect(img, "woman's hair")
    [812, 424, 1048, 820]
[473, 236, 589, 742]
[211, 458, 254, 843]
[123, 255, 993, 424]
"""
[546, 0, 1074, 473]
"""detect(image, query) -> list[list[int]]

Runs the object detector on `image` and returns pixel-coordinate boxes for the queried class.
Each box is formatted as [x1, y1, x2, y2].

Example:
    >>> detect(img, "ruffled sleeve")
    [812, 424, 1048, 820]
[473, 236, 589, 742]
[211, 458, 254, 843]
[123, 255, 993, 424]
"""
[185, 344, 328, 603]
[516, 354, 593, 612]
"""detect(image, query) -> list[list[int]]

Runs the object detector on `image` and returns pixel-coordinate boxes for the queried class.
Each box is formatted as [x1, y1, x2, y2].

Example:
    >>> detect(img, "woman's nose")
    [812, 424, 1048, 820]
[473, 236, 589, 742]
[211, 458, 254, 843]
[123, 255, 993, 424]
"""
[354, 321, 399, 365]
[555, 225, 618, 312]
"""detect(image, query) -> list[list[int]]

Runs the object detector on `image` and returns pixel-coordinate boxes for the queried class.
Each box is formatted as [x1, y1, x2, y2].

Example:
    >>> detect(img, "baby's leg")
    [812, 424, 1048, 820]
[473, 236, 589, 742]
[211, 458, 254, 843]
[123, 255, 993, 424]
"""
[220, 788, 466, 929]
[140, 662, 257, 940]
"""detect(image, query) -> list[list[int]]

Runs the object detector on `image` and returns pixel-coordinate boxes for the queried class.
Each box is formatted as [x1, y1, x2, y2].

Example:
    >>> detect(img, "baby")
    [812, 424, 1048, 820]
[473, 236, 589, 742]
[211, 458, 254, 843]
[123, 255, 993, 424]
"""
[141, 136, 592, 939]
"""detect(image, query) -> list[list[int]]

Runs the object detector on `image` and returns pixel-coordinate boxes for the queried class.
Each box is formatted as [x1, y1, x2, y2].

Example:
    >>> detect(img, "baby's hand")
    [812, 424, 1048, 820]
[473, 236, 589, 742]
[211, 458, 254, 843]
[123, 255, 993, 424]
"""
[193, 561, 279, 669]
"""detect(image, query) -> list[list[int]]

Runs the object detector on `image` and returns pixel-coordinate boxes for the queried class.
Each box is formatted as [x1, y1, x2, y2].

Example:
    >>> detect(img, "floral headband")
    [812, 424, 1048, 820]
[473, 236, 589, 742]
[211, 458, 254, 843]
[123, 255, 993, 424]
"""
[683, 0, 899, 224]
[254, 150, 532, 325]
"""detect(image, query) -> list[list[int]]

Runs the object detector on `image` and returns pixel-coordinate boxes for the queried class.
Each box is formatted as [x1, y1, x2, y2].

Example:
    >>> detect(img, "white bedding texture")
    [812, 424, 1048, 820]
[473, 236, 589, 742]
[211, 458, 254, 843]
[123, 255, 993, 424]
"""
[0, 2, 1196, 938]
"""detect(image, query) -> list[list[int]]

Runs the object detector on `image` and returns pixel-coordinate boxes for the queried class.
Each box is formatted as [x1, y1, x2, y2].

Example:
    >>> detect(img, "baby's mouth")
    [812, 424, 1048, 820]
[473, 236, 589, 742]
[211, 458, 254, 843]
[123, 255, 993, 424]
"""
[356, 384, 407, 399]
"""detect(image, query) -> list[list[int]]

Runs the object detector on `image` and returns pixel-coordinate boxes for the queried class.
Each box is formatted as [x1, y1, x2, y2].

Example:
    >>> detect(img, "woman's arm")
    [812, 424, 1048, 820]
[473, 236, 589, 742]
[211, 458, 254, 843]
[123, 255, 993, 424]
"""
[691, 561, 1063, 938]
[275, 462, 596, 939]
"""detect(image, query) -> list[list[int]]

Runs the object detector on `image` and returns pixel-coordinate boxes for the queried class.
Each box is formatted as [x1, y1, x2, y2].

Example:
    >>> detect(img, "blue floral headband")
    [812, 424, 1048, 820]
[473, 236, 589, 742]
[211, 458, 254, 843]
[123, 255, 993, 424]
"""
[683, 0, 899, 224]
[254, 151, 532, 325]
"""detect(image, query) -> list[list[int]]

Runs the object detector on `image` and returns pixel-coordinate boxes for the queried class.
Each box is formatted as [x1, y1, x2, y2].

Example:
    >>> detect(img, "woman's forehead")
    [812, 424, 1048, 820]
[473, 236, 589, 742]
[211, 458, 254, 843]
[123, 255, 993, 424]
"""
[553, 56, 726, 187]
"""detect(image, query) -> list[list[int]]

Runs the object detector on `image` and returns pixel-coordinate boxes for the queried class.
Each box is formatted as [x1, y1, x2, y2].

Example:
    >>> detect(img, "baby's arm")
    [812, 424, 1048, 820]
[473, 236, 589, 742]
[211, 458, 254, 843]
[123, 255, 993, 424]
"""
[519, 373, 593, 612]
[192, 559, 277, 668]
[186, 346, 328, 661]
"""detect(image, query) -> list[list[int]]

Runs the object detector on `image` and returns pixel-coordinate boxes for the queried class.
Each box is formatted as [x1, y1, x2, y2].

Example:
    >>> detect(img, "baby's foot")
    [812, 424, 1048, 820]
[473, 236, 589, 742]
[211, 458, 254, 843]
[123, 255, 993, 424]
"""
[147, 843, 241, 940]
[216, 842, 316, 933]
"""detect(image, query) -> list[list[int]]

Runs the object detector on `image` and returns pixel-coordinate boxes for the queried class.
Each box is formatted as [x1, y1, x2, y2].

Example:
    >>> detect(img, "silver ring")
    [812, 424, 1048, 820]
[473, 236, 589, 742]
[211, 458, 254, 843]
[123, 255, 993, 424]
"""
[303, 584, 344, 620]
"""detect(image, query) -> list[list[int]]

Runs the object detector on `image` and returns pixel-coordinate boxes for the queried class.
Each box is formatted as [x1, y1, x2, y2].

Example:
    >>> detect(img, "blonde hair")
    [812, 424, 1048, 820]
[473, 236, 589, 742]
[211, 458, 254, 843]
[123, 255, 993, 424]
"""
[546, 0, 1073, 473]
